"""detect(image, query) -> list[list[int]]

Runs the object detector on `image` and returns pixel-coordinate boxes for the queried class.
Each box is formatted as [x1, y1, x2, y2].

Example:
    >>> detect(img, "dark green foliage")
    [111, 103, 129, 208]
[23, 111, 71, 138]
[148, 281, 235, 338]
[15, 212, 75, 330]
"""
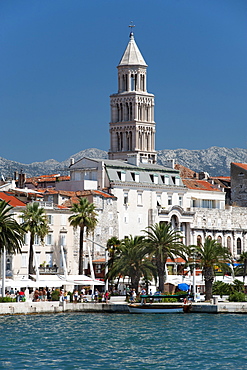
[0, 297, 16, 303]
[51, 290, 60, 301]
[229, 292, 246, 302]
[106, 235, 157, 292]
[21, 202, 49, 275]
[194, 237, 231, 301]
[0, 200, 24, 254]
[212, 281, 231, 297]
[230, 279, 244, 293]
[212, 279, 245, 301]
[143, 223, 185, 293]
[69, 198, 97, 275]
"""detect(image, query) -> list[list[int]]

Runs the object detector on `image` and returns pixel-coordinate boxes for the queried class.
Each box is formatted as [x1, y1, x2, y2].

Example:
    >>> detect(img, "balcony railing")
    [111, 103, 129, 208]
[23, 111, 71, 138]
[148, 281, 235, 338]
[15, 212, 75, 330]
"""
[38, 266, 58, 274]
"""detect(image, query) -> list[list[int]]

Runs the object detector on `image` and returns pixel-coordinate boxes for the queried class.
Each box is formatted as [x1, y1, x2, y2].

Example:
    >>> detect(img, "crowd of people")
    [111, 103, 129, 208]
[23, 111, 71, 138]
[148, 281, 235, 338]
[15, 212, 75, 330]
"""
[4, 287, 112, 303]
[4, 285, 158, 303]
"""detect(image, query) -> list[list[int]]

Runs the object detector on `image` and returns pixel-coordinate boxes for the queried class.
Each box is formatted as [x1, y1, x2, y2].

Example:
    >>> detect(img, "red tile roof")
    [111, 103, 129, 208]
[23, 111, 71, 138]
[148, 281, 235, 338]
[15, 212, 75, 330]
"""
[167, 257, 186, 263]
[56, 204, 69, 209]
[0, 192, 26, 207]
[182, 179, 221, 192]
[61, 190, 115, 207]
[174, 164, 198, 179]
[25, 174, 70, 185]
[74, 190, 116, 199]
[92, 258, 106, 263]
[232, 163, 247, 171]
[211, 176, 231, 180]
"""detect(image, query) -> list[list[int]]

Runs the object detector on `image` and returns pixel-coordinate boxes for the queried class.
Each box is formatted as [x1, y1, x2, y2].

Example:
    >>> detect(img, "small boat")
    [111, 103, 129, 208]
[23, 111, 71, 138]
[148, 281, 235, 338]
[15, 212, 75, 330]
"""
[128, 294, 191, 314]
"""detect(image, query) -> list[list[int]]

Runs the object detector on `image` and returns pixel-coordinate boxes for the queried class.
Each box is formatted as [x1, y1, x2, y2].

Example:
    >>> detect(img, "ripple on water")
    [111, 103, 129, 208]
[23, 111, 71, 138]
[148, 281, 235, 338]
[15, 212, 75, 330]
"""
[0, 313, 247, 369]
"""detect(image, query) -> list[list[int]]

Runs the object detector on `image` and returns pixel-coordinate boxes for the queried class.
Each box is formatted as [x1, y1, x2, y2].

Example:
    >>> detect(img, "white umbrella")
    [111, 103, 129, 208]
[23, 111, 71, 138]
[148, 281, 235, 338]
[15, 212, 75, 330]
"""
[62, 274, 105, 286]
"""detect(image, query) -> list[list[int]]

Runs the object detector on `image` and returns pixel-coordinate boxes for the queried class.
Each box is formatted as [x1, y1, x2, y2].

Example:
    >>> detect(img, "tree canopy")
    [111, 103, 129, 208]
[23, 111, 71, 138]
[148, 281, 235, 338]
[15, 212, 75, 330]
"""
[21, 202, 49, 275]
[0, 200, 24, 254]
[106, 235, 157, 292]
[195, 237, 231, 300]
[143, 223, 185, 292]
[69, 197, 97, 275]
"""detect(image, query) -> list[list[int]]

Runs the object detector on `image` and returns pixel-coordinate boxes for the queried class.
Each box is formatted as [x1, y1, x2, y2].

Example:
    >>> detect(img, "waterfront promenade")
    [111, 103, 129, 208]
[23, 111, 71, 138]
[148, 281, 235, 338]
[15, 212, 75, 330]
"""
[1, 299, 247, 315]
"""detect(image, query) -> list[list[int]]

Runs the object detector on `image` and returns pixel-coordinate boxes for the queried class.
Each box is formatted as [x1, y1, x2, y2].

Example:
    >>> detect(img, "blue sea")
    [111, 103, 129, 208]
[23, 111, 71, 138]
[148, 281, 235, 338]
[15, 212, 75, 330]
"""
[0, 312, 247, 369]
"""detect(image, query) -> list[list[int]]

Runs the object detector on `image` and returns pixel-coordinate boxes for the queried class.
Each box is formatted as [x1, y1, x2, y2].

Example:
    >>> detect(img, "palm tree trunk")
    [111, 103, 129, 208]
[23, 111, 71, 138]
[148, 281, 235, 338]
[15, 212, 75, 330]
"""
[28, 234, 35, 276]
[131, 275, 140, 293]
[157, 259, 166, 293]
[244, 261, 247, 283]
[204, 266, 214, 301]
[78, 227, 84, 275]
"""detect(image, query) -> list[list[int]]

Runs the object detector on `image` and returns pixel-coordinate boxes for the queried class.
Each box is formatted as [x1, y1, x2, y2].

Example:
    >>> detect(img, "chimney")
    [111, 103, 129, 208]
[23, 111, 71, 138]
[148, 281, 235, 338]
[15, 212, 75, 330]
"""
[199, 172, 209, 180]
[70, 158, 75, 166]
[127, 154, 140, 166]
[166, 159, 175, 169]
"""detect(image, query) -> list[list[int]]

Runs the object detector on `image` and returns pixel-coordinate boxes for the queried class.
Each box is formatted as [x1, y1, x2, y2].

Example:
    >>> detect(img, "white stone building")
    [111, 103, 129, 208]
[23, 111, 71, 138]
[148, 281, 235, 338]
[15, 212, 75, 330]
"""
[60, 30, 247, 260]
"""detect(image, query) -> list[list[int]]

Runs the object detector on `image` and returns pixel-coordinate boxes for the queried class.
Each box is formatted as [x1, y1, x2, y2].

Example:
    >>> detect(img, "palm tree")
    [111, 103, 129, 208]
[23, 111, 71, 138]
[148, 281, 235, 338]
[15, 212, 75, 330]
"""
[238, 251, 247, 282]
[0, 200, 24, 254]
[195, 237, 231, 301]
[21, 202, 49, 276]
[106, 236, 121, 288]
[69, 197, 97, 275]
[107, 235, 157, 292]
[106, 236, 121, 268]
[144, 222, 185, 293]
[0, 200, 24, 297]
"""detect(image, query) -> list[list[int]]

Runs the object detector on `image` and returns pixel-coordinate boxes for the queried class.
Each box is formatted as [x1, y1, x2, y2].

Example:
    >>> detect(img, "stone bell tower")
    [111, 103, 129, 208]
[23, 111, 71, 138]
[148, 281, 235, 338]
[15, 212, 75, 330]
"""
[108, 28, 157, 164]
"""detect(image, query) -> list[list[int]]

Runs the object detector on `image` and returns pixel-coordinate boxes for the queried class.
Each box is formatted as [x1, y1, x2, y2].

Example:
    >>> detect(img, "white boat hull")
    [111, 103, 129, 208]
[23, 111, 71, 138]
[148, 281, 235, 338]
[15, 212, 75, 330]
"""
[128, 303, 188, 314]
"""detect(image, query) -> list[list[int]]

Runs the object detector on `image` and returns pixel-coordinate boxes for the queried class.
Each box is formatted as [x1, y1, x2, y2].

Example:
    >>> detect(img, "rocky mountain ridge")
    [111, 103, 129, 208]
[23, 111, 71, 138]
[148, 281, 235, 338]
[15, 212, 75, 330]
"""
[1, 147, 247, 179]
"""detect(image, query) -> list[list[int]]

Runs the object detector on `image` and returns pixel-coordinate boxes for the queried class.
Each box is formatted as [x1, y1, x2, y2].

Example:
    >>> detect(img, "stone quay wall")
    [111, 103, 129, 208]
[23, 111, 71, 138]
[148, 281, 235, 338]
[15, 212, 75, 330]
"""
[1, 301, 247, 315]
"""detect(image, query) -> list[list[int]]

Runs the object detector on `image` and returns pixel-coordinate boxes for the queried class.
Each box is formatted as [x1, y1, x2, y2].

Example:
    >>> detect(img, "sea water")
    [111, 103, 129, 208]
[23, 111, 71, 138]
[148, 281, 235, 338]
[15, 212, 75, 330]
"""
[0, 312, 247, 369]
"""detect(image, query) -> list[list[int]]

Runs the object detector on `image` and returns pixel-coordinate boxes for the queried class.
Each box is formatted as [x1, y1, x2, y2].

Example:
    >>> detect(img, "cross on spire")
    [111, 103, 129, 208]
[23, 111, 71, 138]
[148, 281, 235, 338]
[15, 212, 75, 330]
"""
[129, 21, 135, 37]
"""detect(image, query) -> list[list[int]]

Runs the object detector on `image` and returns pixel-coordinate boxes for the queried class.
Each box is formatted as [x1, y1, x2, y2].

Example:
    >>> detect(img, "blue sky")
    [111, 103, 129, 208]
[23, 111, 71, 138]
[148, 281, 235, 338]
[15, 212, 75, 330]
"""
[1, 0, 247, 163]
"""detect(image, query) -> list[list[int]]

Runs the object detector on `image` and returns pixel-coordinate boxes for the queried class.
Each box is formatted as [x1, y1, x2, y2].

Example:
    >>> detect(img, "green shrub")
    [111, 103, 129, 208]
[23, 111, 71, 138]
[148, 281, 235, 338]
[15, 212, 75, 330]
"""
[212, 281, 230, 297]
[68, 291, 73, 302]
[229, 292, 246, 302]
[162, 298, 177, 303]
[0, 297, 16, 303]
[230, 279, 244, 293]
[51, 289, 60, 301]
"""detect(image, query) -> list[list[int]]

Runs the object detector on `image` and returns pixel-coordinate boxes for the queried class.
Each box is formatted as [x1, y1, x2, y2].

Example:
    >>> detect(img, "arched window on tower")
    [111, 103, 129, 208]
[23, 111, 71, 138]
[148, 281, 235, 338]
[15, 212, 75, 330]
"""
[129, 131, 132, 151]
[146, 105, 149, 121]
[126, 102, 129, 121]
[140, 74, 145, 91]
[146, 132, 149, 151]
[120, 132, 123, 151]
[129, 102, 132, 120]
[131, 74, 137, 91]
[120, 103, 123, 121]
[139, 132, 142, 150]
[138, 104, 142, 121]
[117, 132, 121, 151]
[122, 75, 125, 92]
[237, 238, 242, 255]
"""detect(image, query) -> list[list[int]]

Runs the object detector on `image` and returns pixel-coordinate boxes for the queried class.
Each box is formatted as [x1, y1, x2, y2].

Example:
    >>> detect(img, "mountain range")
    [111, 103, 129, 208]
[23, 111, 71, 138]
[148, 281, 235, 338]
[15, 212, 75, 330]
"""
[1, 147, 247, 179]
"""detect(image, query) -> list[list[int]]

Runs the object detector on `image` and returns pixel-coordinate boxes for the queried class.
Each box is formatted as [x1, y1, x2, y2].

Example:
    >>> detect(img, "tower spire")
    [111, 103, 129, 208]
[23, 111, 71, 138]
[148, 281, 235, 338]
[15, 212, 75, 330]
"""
[108, 30, 157, 164]
[129, 21, 135, 37]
